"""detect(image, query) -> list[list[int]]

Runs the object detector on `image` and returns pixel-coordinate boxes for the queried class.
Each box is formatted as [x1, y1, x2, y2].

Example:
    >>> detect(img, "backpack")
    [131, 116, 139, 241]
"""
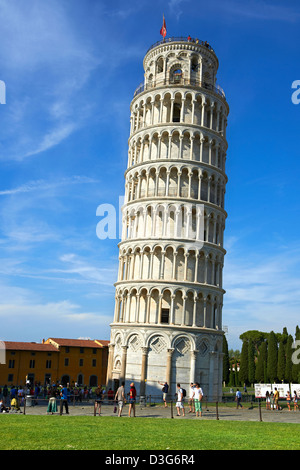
[182, 388, 186, 398]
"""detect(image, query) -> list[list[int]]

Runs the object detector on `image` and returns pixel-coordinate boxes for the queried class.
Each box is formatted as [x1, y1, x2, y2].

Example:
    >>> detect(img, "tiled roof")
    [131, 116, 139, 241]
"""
[46, 338, 109, 349]
[4, 341, 58, 352]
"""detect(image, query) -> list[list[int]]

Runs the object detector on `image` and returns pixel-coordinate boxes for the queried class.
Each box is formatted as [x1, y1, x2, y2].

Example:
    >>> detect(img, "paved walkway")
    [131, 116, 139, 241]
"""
[20, 401, 300, 424]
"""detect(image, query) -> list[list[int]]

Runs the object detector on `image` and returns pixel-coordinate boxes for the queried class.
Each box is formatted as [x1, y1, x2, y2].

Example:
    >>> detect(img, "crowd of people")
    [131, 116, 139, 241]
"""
[265, 388, 299, 411]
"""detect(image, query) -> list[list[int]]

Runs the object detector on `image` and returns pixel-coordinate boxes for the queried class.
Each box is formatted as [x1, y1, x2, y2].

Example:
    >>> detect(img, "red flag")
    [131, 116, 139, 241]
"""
[160, 15, 166, 38]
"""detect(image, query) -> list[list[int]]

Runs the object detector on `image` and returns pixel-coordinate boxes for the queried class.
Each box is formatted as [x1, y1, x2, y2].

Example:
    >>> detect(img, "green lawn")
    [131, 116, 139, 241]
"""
[1, 415, 300, 450]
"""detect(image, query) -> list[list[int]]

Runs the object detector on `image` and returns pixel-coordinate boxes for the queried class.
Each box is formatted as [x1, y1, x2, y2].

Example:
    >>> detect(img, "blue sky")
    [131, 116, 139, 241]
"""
[0, 0, 299, 350]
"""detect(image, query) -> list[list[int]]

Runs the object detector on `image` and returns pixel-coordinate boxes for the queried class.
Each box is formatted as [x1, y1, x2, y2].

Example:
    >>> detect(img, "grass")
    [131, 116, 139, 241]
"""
[1, 415, 300, 450]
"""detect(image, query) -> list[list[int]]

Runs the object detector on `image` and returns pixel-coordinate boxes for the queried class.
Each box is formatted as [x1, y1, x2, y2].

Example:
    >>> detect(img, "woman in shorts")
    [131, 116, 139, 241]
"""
[94, 385, 103, 416]
[293, 391, 299, 411]
[128, 382, 136, 417]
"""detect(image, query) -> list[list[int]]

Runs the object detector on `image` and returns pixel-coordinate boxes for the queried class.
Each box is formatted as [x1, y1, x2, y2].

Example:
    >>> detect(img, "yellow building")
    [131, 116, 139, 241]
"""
[0, 338, 109, 387]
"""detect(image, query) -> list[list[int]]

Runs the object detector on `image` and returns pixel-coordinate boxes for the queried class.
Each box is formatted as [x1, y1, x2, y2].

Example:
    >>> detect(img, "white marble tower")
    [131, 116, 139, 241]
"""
[106, 36, 229, 401]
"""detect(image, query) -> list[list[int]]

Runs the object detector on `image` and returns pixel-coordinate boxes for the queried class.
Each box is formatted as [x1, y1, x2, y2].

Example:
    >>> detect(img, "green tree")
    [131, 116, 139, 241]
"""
[285, 335, 293, 383]
[239, 340, 249, 386]
[277, 339, 286, 382]
[248, 339, 255, 385]
[240, 330, 268, 354]
[292, 325, 300, 383]
[267, 331, 278, 382]
[255, 341, 267, 383]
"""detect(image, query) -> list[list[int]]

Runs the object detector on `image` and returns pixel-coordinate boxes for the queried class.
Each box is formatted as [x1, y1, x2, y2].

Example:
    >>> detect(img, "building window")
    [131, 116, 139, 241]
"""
[79, 358, 84, 367]
[29, 360, 35, 369]
[171, 68, 182, 84]
[172, 103, 181, 122]
[80, 348, 84, 354]
[65, 347, 69, 353]
[92, 348, 97, 354]
[10, 351, 15, 355]
[92, 359, 97, 367]
[8, 359, 15, 368]
[161, 308, 170, 324]
[8, 374, 13, 382]
[64, 358, 69, 367]
[46, 360, 52, 369]
[44, 374, 51, 385]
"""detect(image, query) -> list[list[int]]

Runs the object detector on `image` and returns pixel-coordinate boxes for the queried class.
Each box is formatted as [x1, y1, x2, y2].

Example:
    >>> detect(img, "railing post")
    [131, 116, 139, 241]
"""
[216, 401, 219, 420]
[170, 399, 174, 419]
[258, 399, 262, 422]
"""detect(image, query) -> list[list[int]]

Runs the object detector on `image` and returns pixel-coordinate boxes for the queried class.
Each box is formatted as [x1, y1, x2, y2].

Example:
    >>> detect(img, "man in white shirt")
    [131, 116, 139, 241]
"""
[176, 383, 185, 417]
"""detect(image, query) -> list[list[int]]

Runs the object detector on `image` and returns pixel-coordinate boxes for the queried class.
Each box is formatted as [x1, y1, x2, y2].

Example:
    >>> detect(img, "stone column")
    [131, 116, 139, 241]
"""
[140, 347, 149, 396]
[106, 343, 115, 390]
[190, 350, 198, 384]
[208, 351, 216, 401]
[166, 348, 174, 395]
[120, 346, 128, 384]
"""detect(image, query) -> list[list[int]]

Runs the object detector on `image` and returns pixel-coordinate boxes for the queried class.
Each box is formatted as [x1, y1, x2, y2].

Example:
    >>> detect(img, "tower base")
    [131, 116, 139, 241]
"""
[106, 324, 224, 402]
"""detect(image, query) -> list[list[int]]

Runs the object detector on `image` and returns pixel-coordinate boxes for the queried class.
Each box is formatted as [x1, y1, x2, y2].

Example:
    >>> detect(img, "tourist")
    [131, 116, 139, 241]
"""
[192, 383, 203, 417]
[107, 388, 114, 402]
[115, 382, 125, 417]
[2, 385, 8, 406]
[176, 383, 185, 417]
[128, 382, 136, 417]
[188, 383, 195, 413]
[293, 391, 298, 411]
[47, 388, 57, 414]
[60, 385, 69, 414]
[235, 389, 243, 409]
[286, 390, 292, 411]
[265, 390, 271, 410]
[94, 385, 103, 416]
[274, 388, 279, 410]
[159, 381, 169, 407]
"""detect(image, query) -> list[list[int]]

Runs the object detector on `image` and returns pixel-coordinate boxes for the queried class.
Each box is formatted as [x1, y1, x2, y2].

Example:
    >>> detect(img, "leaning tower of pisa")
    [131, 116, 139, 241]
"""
[106, 36, 229, 401]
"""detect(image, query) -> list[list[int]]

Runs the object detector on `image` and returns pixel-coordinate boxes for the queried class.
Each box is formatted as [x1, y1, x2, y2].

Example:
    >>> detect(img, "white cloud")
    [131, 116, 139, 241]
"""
[0, 176, 98, 197]
[223, 245, 300, 348]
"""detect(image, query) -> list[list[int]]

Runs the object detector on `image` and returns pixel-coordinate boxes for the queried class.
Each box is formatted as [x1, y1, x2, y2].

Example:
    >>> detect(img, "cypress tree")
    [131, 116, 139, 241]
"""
[292, 325, 300, 382]
[285, 335, 293, 383]
[277, 339, 286, 382]
[267, 331, 278, 382]
[255, 341, 267, 383]
[239, 339, 249, 386]
[229, 364, 235, 387]
[248, 339, 256, 385]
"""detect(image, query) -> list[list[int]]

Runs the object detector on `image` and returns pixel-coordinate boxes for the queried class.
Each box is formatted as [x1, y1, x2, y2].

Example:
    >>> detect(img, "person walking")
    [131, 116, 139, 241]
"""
[176, 384, 185, 417]
[192, 383, 203, 417]
[115, 382, 125, 417]
[293, 391, 299, 411]
[128, 382, 136, 417]
[94, 385, 103, 416]
[235, 389, 243, 409]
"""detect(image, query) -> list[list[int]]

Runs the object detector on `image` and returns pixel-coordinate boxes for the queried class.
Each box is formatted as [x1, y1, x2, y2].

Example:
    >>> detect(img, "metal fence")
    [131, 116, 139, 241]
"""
[6, 393, 292, 423]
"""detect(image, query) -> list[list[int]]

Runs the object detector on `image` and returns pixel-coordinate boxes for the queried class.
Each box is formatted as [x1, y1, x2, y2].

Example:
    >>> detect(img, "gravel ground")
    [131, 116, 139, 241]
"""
[16, 400, 300, 424]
